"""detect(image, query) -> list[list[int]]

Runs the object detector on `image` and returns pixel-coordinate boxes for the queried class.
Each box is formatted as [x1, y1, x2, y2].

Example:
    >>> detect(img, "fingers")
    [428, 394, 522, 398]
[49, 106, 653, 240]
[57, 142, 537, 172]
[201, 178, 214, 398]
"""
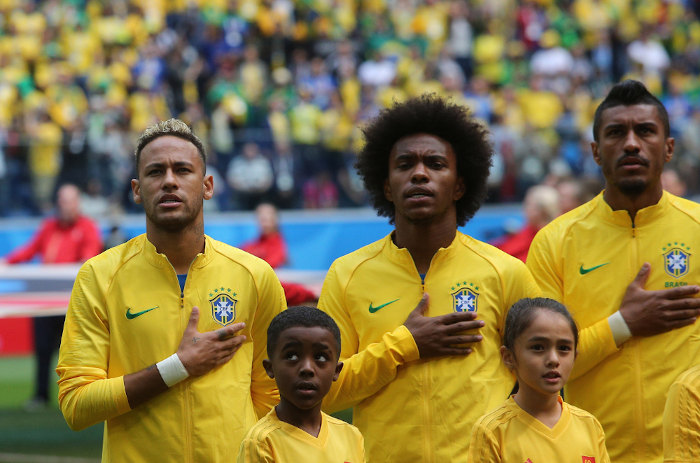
[442, 319, 485, 334]
[630, 263, 651, 288]
[185, 306, 200, 334]
[216, 322, 246, 340]
[436, 311, 480, 326]
[409, 293, 430, 317]
[662, 285, 700, 299]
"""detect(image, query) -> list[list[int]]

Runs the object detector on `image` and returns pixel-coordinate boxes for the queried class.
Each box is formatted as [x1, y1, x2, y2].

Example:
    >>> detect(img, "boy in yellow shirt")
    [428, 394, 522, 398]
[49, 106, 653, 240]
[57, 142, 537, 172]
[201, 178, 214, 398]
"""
[238, 306, 365, 462]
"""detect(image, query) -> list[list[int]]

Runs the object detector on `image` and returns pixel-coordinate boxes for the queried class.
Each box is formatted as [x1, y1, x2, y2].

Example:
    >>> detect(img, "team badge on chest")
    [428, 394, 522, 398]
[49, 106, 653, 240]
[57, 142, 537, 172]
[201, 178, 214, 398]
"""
[451, 281, 479, 313]
[209, 287, 238, 326]
[662, 243, 691, 279]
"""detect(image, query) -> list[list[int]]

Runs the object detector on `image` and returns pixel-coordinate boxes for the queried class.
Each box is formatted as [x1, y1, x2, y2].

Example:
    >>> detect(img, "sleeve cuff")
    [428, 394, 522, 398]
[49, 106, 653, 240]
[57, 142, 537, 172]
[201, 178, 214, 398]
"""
[608, 311, 632, 346]
[390, 325, 420, 363]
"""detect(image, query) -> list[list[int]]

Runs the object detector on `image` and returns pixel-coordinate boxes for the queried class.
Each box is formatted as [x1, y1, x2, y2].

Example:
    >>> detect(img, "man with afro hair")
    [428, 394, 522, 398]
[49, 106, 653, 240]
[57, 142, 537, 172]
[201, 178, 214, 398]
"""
[318, 94, 539, 462]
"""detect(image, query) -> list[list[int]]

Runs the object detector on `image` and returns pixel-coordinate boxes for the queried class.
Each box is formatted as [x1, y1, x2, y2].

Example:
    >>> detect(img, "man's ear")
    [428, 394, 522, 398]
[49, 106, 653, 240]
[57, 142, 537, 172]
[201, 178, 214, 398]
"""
[664, 137, 675, 163]
[131, 179, 142, 204]
[591, 141, 602, 166]
[263, 359, 274, 379]
[203, 174, 214, 200]
[500, 346, 515, 371]
[333, 361, 343, 382]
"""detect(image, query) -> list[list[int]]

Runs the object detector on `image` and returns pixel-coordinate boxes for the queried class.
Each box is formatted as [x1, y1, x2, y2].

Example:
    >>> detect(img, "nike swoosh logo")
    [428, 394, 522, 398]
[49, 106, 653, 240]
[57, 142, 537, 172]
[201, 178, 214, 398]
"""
[126, 306, 159, 319]
[369, 299, 399, 313]
[579, 263, 609, 275]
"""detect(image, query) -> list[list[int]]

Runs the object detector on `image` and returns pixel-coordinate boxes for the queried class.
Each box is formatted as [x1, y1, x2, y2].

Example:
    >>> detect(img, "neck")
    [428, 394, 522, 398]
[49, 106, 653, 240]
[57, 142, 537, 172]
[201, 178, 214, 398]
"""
[393, 217, 457, 274]
[603, 184, 663, 223]
[513, 390, 562, 429]
[146, 221, 205, 274]
[275, 402, 323, 437]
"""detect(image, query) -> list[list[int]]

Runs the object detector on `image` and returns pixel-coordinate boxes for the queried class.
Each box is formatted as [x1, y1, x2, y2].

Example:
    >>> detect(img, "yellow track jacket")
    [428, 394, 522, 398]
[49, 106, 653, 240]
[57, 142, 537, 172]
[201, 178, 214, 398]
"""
[318, 231, 539, 462]
[57, 234, 286, 462]
[527, 192, 700, 463]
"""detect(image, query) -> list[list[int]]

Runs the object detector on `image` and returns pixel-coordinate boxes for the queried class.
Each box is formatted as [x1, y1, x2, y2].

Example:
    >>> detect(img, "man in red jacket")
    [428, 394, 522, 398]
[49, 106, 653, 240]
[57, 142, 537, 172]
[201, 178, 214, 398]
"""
[2, 183, 103, 408]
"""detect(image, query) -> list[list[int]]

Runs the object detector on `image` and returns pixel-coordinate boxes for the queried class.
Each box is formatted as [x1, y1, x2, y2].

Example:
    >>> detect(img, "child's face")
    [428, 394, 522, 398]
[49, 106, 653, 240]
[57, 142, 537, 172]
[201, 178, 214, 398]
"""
[264, 326, 342, 414]
[501, 309, 576, 398]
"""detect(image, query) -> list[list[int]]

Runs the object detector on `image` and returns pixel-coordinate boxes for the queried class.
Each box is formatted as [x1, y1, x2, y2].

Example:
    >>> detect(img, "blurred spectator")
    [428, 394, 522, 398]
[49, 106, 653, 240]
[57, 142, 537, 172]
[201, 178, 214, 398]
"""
[226, 141, 274, 210]
[241, 202, 288, 268]
[493, 184, 560, 262]
[1, 184, 103, 409]
[2, 1, 700, 214]
[555, 176, 602, 214]
[240, 202, 316, 305]
[661, 168, 687, 197]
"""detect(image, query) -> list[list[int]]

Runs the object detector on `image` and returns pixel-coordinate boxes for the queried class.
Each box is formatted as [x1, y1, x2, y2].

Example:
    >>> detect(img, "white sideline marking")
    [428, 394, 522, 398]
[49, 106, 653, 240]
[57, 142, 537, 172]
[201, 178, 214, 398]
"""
[0, 453, 98, 463]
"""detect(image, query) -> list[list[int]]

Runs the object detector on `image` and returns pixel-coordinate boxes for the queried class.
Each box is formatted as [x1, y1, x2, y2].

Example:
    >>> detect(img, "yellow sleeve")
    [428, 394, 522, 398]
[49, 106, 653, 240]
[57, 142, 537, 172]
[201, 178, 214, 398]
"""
[663, 368, 700, 463]
[318, 262, 420, 413]
[527, 229, 618, 380]
[466, 420, 502, 463]
[56, 264, 132, 431]
[250, 265, 286, 418]
[237, 435, 275, 463]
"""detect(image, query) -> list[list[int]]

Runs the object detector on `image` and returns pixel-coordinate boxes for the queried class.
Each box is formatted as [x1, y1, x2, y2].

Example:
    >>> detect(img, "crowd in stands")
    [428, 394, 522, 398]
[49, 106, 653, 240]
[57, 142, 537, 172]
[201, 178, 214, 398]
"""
[1, 0, 700, 218]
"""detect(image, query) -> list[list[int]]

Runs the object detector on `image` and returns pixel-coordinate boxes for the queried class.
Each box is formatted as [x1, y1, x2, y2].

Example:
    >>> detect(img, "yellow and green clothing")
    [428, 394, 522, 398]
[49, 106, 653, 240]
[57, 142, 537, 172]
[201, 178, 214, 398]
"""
[237, 409, 365, 462]
[467, 396, 610, 463]
[527, 191, 700, 463]
[318, 231, 539, 462]
[57, 234, 286, 462]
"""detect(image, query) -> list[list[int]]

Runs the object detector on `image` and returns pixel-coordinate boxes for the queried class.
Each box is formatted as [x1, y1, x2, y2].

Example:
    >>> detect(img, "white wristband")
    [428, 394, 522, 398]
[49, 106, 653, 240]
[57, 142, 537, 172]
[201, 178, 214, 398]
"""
[608, 311, 633, 347]
[156, 353, 190, 387]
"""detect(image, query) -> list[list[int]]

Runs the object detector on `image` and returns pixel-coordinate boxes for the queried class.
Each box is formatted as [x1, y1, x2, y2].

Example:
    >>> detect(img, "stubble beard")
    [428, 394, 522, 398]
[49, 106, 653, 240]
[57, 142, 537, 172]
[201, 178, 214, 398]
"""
[616, 177, 648, 198]
[145, 198, 203, 233]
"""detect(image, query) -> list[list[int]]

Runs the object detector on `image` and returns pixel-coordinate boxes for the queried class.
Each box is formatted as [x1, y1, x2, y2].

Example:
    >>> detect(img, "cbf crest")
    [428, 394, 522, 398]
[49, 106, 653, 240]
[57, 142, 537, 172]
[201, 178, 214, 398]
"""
[451, 281, 479, 313]
[209, 287, 238, 326]
[663, 243, 691, 279]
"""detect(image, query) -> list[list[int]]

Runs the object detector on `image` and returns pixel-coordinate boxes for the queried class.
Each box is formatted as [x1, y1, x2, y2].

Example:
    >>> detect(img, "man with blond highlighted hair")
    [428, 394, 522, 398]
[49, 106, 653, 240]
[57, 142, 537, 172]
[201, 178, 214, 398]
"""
[57, 119, 286, 462]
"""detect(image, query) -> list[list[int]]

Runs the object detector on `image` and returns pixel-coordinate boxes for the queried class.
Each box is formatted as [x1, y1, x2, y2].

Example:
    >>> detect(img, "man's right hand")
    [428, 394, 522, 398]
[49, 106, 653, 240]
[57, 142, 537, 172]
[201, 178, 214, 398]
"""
[620, 263, 700, 336]
[404, 293, 484, 358]
[177, 306, 247, 376]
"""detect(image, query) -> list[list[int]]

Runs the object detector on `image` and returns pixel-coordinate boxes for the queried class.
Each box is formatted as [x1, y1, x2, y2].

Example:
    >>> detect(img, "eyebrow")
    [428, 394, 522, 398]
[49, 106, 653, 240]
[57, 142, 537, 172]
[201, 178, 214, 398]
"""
[144, 160, 196, 169]
[526, 336, 574, 344]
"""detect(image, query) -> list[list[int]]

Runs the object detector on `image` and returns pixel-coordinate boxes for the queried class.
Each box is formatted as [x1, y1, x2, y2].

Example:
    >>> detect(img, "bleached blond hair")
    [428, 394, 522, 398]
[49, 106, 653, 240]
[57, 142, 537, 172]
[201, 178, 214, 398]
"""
[134, 118, 206, 172]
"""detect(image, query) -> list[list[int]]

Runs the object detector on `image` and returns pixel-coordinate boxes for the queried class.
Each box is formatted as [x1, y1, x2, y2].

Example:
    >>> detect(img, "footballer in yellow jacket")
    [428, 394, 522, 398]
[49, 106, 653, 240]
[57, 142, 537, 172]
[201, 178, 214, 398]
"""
[527, 80, 700, 463]
[319, 231, 539, 462]
[528, 193, 700, 463]
[57, 234, 285, 462]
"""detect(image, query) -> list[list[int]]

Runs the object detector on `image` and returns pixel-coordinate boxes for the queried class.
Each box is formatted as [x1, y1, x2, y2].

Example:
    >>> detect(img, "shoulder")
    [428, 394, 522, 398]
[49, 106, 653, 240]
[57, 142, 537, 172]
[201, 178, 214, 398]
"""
[243, 410, 283, 443]
[325, 413, 363, 438]
[206, 237, 277, 277]
[536, 197, 599, 240]
[565, 402, 605, 429]
[80, 235, 142, 274]
[472, 400, 519, 433]
[671, 363, 700, 389]
[666, 193, 700, 223]
[326, 235, 388, 276]
[455, 232, 532, 278]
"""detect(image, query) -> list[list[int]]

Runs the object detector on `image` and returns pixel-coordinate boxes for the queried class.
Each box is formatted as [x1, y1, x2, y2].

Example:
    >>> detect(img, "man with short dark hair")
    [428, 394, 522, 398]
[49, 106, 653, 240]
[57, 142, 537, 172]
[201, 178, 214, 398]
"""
[528, 80, 700, 462]
[318, 95, 539, 462]
[57, 119, 286, 462]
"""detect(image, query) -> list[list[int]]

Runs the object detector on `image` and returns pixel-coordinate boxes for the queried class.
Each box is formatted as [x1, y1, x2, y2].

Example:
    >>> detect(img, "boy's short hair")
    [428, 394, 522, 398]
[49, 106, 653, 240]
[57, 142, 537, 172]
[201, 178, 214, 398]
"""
[267, 306, 341, 359]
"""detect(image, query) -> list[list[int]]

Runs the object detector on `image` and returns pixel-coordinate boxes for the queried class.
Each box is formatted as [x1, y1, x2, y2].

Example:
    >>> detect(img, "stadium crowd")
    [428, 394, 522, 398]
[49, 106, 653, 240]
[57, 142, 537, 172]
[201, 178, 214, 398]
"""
[1, 0, 700, 218]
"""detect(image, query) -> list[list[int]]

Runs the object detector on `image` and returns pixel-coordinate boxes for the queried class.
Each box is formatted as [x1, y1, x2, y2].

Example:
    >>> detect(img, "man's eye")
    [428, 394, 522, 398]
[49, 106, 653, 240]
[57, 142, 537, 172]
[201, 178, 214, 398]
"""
[316, 353, 328, 362]
[285, 353, 298, 361]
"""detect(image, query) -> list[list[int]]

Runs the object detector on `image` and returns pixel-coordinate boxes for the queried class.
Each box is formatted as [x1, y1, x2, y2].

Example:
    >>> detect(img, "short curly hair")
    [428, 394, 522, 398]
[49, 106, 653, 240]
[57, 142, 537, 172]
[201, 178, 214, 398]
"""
[356, 94, 493, 226]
